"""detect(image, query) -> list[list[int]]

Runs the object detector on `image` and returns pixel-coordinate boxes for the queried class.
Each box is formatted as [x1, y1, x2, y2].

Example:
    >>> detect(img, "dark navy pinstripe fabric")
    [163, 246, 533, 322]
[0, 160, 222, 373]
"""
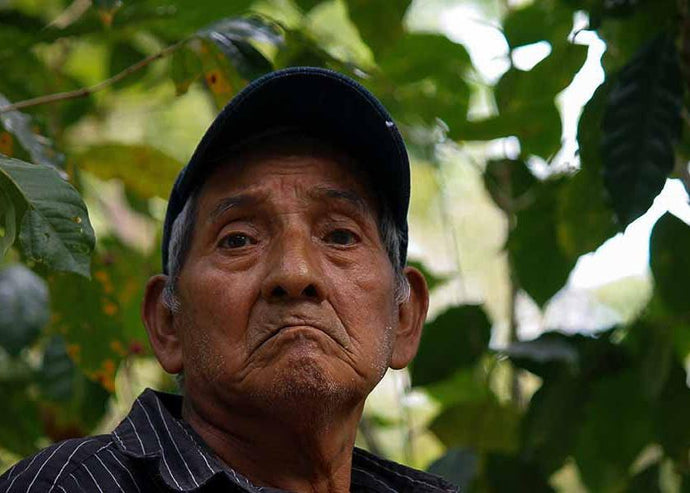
[0, 389, 457, 492]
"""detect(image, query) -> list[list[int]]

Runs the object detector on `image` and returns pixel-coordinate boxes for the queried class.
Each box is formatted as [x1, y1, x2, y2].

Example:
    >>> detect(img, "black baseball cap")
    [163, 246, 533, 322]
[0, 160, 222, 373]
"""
[162, 66, 410, 273]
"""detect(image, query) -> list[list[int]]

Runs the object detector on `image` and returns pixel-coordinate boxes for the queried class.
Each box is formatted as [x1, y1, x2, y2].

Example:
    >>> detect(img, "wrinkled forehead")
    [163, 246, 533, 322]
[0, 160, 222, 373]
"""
[196, 133, 381, 216]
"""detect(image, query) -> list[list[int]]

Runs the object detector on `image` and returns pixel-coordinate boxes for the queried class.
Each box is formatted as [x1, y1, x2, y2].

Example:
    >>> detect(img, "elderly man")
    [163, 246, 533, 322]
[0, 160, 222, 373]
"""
[0, 67, 457, 493]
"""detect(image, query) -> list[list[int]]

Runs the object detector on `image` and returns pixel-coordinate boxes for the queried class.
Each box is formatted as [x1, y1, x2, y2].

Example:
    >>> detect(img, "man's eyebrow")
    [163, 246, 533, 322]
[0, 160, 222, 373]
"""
[308, 187, 369, 214]
[208, 193, 261, 223]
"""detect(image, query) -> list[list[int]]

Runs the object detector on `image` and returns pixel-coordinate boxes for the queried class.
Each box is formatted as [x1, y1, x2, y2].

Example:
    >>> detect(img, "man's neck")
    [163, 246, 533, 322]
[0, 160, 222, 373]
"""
[182, 395, 364, 493]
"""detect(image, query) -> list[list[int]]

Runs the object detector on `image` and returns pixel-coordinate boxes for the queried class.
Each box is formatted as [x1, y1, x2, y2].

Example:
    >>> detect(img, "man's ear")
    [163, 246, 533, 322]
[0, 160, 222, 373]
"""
[390, 266, 429, 369]
[142, 275, 183, 374]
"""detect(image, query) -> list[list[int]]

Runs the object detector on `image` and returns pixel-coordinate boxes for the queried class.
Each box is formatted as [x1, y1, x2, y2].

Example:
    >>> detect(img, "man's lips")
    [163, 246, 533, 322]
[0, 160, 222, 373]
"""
[252, 311, 349, 351]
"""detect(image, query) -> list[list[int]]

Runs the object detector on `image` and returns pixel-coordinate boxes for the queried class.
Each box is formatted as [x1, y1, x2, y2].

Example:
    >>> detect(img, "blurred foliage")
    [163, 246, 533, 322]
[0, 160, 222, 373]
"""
[0, 0, 689, 491]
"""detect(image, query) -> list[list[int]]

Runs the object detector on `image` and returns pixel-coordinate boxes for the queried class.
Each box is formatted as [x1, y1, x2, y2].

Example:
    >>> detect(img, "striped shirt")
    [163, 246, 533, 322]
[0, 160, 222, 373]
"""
[0, 389, 457, 492]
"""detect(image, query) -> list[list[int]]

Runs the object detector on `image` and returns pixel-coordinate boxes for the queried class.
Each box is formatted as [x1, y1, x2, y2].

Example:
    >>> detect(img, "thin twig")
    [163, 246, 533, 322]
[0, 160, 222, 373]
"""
[0, 40, 186, 114]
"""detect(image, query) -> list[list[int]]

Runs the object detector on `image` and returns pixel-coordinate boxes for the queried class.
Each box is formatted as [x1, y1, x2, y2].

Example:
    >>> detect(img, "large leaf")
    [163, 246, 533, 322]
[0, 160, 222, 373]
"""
[0, 381, 40, 456]
[508, 179, 574, 306]
[373, 33, 471, 133]
[109, 41, 148, 89]
[0, 344, 40, 455]
[430, 399, 520, 453]
[655, 361, 690, 466]
[197, 17, 279, 82]
[343, 0, 410, 57]
[558, 81, 617, 258]
[75, 144, 183, 199]
[452, 43, 587, 158]
[49, 239, 155, 386]
[483, 158, 538, 213]
[628, 463, 662, 493]
[426, 448, 478, 491]
[485, 455, 554, 493]
[0, 156, 94, 277]
[411, 305, 491, 386]
[649, 213, 690, 314]
[521, 374, 586, 475]
[0, 180, 17, 257]
[0, 264, 49, 355]
[627, 321, 674, 401]
[502, 0, 573, 48]
[602, 34, 683, 227]
[170, 43, 203, 95]
[511, 331, 629, 475]
[573, 371, 655, 492]
[38, 335, 111, 441]
[596, 0, 679, 72]
[492, 43, 588, 158]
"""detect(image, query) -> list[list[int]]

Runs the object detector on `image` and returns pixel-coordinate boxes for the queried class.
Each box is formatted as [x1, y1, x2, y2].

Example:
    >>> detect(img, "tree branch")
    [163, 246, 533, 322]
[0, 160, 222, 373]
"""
[0, 40, 186, 114]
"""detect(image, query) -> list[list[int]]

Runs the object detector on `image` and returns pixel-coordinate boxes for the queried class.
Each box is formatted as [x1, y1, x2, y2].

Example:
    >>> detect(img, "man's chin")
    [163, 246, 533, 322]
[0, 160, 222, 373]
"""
[248, 356, 363, 419]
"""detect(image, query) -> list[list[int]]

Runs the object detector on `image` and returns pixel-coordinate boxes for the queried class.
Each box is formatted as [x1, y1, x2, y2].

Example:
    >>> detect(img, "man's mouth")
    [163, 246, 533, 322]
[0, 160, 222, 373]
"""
[254, 312, 349, 351]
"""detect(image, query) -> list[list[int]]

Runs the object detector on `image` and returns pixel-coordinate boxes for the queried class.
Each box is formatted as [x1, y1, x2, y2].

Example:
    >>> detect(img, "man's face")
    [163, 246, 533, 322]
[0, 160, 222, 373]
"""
[171, 152, 401, 414]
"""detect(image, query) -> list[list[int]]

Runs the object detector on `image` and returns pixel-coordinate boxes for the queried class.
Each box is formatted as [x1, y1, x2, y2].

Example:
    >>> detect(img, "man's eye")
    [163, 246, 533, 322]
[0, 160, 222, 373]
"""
[324, 229, 358, 246]
[219, 233, 255, 249]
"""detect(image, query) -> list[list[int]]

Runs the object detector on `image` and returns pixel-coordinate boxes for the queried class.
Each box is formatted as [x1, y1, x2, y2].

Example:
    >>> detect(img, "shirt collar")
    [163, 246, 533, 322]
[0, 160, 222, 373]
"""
[113, 388, 456, 492]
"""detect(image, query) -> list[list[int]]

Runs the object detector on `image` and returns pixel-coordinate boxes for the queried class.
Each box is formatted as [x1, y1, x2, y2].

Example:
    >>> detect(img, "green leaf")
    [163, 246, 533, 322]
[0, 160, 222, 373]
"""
[509, 179, 574, 306]
[483, 158, 538, 212]
[411, 305, 491, 386]
[378, 33, 471, 88]
[343, 0, 411, 57]
[141, 0, 256, 39]
[39, 335, 111, 439]
[485, 455, 555, 493]
[424, 368, 491, 408]
[492, 43, 588, 158]
[623, 320, 674, 400]
[558, 82, 617, 258]
[430, 399, 520, 453]
[0, 381, 40, 456]
[109, 41, 148, 89]
[511, 331, 630, 476]
[294, 0, 323, 13]
[0, 264, 49, 356]
[629, 463, 662, 493]
[596, 0, 678, 73]
[655, 362, 690, 465]
[650, 213, 690, 313]
[602, 34, 683, 227]
[49, 240, 155, 385]
[0, 156, 95, 277]
[373, 33, 471, 132]
[426, 448, 478, 491]
[521, 373, 586, 475]
[0, 181, 17, 257]
[574, 371, 655, 492]
[75, 144, 183, 199]
[503, 1, 573, 48]
[197, 17, 279, 81]
[505, 333, 579, 375]
[274, 28, 342, 70]
[170, 44, 203, 95]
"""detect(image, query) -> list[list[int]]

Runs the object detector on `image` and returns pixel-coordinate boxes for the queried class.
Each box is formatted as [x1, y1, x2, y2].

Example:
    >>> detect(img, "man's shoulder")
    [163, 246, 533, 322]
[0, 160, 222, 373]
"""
[352, 447, 459, 493]
[0, 434, 140, 493]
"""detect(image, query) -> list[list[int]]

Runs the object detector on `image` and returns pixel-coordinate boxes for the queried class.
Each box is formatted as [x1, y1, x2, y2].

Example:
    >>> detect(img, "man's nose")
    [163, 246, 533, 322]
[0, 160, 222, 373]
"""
[260, 230, 325, 302]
